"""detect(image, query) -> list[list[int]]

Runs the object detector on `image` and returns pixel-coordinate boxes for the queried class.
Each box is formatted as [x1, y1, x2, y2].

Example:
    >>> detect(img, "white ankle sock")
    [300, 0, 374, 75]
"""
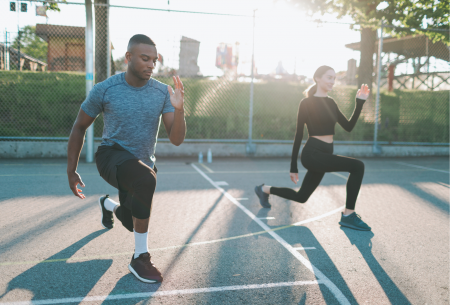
[104, 197, 119, 212]
[134, 230, 149, 259]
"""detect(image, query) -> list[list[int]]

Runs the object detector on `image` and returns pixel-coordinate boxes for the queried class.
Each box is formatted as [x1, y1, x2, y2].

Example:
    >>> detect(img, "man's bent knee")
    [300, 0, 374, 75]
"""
[130, 173, 156, 220]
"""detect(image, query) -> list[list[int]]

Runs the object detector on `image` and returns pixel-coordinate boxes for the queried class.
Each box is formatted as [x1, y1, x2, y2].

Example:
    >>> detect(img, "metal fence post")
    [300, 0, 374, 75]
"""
[246, 9, 257, 155]
[5, 31, 10, 70]
[85, 0, 94, 163]
[17, 30, 21, 71]
[106, 0, 111, 78]
[373, 21, 384, 155]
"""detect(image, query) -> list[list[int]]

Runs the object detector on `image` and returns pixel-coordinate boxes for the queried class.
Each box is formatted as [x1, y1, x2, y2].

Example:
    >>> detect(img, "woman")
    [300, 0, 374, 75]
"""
[255, 65, 371, 231]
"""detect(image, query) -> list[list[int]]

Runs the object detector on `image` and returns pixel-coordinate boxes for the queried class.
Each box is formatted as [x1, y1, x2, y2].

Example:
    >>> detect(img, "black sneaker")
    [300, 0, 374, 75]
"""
[98, 195, 114, 229]
[254, 184, 271, 208]
[339, 212, 371, 231]
[128, 253, 163, 283]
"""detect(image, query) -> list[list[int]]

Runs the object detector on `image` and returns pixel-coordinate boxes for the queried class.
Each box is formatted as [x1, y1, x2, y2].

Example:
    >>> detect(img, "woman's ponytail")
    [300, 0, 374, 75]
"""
[303, 84, 317, 98]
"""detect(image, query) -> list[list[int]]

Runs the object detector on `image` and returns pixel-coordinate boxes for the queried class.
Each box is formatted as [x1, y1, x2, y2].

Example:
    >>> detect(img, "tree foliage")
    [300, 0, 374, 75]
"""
[379, 0, 448, 44]
[42, 0, 67, 12]
[287, 0, 449, 44]
[12, 26, 48, 62]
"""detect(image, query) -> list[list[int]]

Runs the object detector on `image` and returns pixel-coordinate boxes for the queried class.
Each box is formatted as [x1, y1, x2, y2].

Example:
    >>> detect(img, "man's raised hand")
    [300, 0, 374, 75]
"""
[167, 76, 184, 111]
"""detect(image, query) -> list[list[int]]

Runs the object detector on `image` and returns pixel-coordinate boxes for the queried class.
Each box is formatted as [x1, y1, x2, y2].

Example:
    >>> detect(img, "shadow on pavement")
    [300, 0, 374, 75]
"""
[101, 271, 162, 305]
[102, 193, 225, 304]
[341, 228, 412, 305]
[283, 225, 359, 305]
[0, 198, 95, 256]
[0, 230, 110, 303]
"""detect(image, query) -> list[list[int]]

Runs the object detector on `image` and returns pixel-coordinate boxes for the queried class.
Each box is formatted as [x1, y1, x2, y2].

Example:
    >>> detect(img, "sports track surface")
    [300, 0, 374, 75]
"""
[0, 156, 448, 305]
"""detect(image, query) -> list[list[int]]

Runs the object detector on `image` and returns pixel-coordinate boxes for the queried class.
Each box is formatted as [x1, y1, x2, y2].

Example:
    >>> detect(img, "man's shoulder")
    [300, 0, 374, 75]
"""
[149, 78, 169, 95]
[92, 73, 124, 94]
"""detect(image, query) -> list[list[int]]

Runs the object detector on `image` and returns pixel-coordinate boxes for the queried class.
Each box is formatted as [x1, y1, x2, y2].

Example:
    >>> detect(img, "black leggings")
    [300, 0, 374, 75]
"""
[270, 137, 364, 210]
[114, 159, 157, 232]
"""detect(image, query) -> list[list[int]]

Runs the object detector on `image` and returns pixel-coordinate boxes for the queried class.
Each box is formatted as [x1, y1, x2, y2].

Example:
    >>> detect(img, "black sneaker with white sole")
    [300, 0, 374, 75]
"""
[129, 252, 163, 283]
[98, 195, 114, 229]
[255, 184, 271, 208]
[339, 212, 371, 231]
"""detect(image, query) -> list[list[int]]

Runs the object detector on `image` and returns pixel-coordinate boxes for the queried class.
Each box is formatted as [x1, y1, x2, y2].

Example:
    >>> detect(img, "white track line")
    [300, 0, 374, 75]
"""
[293, 247, 316, 251]
[292, 206, 343, 226]
[331, 172, 348, 180]
[214, 181, 229, 186]
[191, 164, 350, 305]
[198, 163, 214, 173]
[0, 205, 344, 267]
[396, 162, 449, 174]
[0, 281, 322, 305]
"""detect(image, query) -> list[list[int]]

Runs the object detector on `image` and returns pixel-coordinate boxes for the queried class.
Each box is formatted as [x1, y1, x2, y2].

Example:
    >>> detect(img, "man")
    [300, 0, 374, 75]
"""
[67, 34, 186, 283]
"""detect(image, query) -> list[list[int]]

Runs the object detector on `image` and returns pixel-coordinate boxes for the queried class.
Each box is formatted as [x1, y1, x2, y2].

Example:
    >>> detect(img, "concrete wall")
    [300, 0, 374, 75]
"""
[0, 141, 448, 159]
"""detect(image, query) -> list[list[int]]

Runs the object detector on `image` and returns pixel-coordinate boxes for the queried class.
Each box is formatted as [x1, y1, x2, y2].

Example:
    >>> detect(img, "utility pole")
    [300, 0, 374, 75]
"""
[85, 0, 94, 162]
[17, 29, 21, 70]
[246, 9, 257, 155]
[373, 20, 384, 155]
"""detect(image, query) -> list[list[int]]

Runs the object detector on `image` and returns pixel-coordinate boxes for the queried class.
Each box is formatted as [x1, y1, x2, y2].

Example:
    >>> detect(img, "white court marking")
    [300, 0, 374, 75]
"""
[396, 162, 449, 174]
[191, 164, 350, 305]
[331, 172, 348, 180]
[258, 217, 275, 220]
[0, 281, 322, 305]
[199, 163, 214, 173]
[293, 247, 316, 251]
[214, 181, 229, 186]
[0, 205, 344, 267]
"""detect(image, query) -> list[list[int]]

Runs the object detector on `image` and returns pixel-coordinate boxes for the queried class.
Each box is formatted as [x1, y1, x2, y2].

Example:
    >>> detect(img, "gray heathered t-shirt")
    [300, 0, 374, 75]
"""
[81, 72, 174, 168]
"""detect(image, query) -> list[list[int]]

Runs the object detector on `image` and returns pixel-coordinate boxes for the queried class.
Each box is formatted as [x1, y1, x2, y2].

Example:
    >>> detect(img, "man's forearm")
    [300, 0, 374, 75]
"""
[67, 128, 86, 173]
[169, 109, 186, 146]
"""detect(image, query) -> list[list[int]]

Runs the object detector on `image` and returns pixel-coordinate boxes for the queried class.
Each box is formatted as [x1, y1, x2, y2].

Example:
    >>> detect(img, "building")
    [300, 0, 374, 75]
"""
[178, 36, 200, 76]
[346, 35, 450, 91]
[35, 24, 85, 72]
[0, 43, 47, 71]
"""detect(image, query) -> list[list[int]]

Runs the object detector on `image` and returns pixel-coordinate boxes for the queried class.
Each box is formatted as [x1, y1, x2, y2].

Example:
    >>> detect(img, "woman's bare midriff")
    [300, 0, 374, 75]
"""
[311, 135, 334, 143]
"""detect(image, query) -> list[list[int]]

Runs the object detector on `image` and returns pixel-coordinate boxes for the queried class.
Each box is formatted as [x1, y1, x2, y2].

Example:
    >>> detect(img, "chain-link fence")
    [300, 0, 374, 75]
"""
[375, 33, 449, 143]
[0, 1, 448, 147]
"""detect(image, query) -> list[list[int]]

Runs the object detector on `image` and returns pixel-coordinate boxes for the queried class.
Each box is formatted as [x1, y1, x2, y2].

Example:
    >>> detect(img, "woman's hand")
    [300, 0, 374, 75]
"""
[290, 172, 299, 184]
[356, 84, 370, 100]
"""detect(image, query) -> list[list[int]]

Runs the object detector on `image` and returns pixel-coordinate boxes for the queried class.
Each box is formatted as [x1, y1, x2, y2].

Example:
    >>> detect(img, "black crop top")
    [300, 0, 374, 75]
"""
[290, 96, 366, 173]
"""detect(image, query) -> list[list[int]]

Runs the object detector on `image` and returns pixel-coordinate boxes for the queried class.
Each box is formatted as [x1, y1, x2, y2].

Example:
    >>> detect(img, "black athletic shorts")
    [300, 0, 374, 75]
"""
[95, 143, 157, 230]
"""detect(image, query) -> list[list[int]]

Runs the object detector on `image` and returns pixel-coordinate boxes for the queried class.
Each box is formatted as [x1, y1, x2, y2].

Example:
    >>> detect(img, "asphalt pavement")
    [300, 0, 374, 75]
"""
[0, 156, 448, 304]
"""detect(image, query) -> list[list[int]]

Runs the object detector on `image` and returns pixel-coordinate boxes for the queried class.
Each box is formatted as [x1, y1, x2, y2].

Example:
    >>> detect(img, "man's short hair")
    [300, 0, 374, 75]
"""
[128, 34, 156, 50]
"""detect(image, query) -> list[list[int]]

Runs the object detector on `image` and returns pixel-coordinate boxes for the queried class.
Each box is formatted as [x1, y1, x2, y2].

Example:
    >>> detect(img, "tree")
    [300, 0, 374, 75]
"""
[114, 56, 127, 72]
[285, 0, 449, 91]
[12, 26, 47, 62]
[42, 0, 67, 12]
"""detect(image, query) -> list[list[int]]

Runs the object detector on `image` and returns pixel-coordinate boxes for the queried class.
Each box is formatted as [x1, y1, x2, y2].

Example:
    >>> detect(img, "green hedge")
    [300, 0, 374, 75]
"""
[0, 70, 448, 143]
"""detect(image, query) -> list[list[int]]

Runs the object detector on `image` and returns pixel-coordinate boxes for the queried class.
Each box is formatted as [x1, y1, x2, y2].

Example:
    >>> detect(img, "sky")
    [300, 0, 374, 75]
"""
[1, 0, 363, 77]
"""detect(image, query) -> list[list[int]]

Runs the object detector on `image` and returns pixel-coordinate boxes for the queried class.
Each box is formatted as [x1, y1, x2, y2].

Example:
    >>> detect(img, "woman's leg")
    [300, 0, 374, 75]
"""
[270, 170, 325, 203]
[311, 153, 365, 210]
